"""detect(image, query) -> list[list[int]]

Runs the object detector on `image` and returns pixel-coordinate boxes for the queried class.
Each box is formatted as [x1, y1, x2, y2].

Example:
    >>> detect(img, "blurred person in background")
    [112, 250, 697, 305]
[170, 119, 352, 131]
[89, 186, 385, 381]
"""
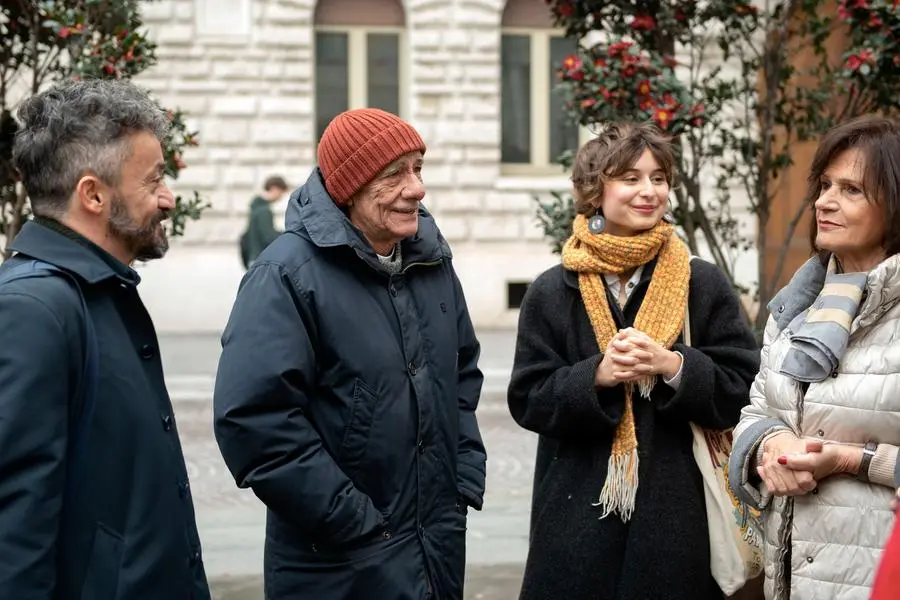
[239, 174, 288, 268]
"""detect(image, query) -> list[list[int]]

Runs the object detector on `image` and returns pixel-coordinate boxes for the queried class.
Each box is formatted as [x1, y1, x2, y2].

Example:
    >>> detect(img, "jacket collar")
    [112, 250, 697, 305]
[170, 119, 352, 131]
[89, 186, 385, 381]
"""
[769, 253, 900, 332]
[562, 257, 658, 290]
[8, 218, 140, 286]
[284, 168, 451, 270]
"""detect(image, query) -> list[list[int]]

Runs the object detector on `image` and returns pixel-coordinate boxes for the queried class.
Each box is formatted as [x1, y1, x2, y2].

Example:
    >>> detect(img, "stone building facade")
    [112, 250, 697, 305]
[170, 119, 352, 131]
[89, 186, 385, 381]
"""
[134, 0, 759, 333]
[135, 0, 578, 333]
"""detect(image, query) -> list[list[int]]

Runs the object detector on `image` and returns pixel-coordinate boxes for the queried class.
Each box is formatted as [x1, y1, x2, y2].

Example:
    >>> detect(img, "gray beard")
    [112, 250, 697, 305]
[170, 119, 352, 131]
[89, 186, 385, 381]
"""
[108, 196, 169, 262]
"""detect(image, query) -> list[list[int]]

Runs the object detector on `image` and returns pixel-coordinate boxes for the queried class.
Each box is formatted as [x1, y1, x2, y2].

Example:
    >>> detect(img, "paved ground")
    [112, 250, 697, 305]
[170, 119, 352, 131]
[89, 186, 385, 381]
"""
[162, 330, 534, 600]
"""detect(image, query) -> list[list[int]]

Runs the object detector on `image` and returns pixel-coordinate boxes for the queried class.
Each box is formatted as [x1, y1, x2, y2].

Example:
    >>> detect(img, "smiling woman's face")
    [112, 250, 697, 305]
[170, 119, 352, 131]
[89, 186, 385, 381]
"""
[592, 149, 669, 237]
[814, 147, 886, 272]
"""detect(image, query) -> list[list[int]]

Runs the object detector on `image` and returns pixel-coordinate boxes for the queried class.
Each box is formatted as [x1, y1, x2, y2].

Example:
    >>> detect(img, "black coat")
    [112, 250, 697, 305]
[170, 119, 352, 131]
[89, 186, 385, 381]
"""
[0, 219, 210, 599]
[508, 258, 759, 600]
[214, 169, 487, 600]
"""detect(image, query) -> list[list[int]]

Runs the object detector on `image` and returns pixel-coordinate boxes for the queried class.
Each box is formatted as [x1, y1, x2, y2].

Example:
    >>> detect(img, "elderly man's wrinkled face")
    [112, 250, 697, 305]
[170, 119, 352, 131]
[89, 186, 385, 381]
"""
[348, 151, 425, 255]
[814, 147, 886, 272]
[107, 131, 176, 261]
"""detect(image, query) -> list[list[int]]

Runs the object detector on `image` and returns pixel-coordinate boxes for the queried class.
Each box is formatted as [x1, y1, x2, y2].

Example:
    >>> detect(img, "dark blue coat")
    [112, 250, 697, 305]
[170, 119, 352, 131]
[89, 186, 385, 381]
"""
[214, 169, 487, 600]
[0, 219, 210, 600]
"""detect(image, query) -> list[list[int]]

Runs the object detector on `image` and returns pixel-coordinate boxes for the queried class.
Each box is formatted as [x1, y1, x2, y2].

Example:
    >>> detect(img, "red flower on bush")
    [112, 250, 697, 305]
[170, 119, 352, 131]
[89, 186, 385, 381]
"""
[561, 55, 584, 81]
[846, 48, 874, 71]
[631, 14, 656, 31]
[653, 107, 675, 128]
[838, 0, 870, 20]
[609, 40, 634, 57]
[637, 80, 652, 95]
[554, 0, 574, 17]
[690, 104, 706, 126]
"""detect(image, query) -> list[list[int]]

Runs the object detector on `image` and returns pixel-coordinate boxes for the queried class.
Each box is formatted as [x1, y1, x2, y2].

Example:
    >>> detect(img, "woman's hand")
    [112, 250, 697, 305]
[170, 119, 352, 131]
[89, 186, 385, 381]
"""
[594, 328, 683, 387]
[780, 440, 863, 481]
[756, 432, 819, 497]
[595, 332, 649, 387]
[614, 328, 683, 380]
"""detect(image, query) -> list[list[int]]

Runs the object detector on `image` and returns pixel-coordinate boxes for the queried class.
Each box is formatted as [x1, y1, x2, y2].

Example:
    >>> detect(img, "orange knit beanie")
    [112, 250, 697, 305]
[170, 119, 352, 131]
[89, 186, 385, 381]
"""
[317, 108, 426, 206]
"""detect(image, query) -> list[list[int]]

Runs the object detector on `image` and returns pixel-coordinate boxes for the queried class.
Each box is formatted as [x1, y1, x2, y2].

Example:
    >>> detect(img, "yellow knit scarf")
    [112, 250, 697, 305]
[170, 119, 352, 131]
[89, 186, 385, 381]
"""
[561, 215, 691, 521]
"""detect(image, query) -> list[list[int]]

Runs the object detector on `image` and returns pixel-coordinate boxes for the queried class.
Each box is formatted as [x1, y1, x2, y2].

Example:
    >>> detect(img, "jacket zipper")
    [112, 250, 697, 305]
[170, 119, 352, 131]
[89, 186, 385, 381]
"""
[402, 259, 441, 273]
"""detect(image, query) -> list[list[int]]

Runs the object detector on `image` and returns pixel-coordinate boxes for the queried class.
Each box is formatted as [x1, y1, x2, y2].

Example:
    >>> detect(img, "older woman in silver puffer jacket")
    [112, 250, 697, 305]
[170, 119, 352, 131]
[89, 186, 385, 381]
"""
[729, 116, 900, 600]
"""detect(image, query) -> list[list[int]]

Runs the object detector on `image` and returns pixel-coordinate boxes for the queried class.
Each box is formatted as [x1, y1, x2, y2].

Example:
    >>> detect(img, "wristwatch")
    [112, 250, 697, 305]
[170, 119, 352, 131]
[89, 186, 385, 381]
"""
[856, 441, 878, 483]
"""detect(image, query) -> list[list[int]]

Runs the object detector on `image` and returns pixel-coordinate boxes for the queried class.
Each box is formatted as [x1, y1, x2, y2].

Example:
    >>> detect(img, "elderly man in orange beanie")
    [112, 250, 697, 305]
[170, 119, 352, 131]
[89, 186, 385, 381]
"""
[213, 108, 486, 600]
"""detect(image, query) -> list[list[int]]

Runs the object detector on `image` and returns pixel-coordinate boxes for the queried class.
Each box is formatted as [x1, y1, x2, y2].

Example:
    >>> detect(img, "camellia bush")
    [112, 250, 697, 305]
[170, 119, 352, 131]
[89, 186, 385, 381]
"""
[0, 0, 206, 259]
[539, 0, 900, 332]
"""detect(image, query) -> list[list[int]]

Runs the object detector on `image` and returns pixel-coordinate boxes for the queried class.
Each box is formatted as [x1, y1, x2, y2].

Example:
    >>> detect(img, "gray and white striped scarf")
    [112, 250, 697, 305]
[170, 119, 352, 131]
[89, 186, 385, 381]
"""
[779, 255, 868, 383]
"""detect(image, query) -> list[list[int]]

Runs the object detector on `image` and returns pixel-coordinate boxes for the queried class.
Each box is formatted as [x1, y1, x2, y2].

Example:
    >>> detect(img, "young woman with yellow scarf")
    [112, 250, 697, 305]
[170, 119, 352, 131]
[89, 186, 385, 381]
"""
[508, 122, 759, 600]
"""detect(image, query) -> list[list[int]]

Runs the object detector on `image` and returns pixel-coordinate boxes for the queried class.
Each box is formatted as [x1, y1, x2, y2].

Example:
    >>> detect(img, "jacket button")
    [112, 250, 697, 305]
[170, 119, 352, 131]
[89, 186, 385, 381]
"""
[417, 439, 425, 455]
[189, 550, 201, 566]
[390, 285, 397, 297]
[162, 414, 172, 431]
[831, 370, 838, 378]
[382, 530, 392, 540]
[139, 343, 155, 359]
[778, 305, 785, 313]
[817, 430, 825, 437]
[408, 361, 417, 376]
[806, 556, 814, 564]
[311, 543, 318, 553]
[178, 481, 190, 499]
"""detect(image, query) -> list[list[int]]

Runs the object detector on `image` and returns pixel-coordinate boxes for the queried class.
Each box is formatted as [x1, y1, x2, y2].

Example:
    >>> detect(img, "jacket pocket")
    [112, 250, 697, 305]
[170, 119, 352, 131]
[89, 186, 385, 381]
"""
[80, 523, 124, 600]
[338, 378, 383, 476]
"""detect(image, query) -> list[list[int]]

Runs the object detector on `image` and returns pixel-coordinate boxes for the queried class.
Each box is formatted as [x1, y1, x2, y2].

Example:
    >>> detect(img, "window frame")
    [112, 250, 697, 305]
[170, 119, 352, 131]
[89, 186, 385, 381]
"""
[313, 25, 409, 122]
[500, 27, 591, 177]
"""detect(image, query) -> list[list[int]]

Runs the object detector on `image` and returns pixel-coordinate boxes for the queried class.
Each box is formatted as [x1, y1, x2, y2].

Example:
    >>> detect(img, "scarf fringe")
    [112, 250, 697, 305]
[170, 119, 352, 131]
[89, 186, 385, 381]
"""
[593, 448, 639, 522]
[636, 376, 656, 399]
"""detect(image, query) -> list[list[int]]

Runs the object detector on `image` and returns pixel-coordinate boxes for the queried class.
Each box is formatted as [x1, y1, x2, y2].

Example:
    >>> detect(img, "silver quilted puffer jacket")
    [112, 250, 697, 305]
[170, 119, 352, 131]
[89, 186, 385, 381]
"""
[731, 255, 900, 600]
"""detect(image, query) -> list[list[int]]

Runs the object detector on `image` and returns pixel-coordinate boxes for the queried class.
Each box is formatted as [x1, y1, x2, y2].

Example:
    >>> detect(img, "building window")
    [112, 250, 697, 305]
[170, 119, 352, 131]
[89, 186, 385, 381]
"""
[501, 0, 580, 175]
[313, 0, 406, 143]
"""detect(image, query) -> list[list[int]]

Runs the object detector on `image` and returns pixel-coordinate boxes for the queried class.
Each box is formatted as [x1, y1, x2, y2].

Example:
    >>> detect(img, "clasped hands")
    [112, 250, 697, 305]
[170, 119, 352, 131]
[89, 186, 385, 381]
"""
[756, 431, 864, 497]
[594, 327, 682, 389]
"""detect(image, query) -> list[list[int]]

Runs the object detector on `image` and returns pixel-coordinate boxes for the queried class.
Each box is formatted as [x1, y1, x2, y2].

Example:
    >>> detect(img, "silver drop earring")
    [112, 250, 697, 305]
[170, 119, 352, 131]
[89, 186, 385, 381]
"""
[587, 211, 606, 234]
[663, 211, 675, 224]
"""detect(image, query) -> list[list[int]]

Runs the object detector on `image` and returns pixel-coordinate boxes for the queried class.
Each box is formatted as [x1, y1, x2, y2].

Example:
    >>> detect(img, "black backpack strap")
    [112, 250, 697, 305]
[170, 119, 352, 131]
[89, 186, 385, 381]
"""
[0, 259, 98, 504]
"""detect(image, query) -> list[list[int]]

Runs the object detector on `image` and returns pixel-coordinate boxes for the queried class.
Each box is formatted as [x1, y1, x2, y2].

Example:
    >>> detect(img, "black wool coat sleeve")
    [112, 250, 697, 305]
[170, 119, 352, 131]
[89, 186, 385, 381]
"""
[506, 266, 627, 439]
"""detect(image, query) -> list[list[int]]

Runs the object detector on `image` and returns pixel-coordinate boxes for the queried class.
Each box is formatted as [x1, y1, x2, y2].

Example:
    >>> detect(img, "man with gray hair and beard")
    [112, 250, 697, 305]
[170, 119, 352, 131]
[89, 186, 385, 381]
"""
[0, 79, 211, 599]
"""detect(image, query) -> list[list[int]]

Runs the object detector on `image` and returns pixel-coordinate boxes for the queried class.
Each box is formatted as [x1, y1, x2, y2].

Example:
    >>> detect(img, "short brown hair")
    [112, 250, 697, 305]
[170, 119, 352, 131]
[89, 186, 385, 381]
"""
[571, 122, 676, 215]
[805, 115, 900, 257]
[264, 175, 288, 192]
